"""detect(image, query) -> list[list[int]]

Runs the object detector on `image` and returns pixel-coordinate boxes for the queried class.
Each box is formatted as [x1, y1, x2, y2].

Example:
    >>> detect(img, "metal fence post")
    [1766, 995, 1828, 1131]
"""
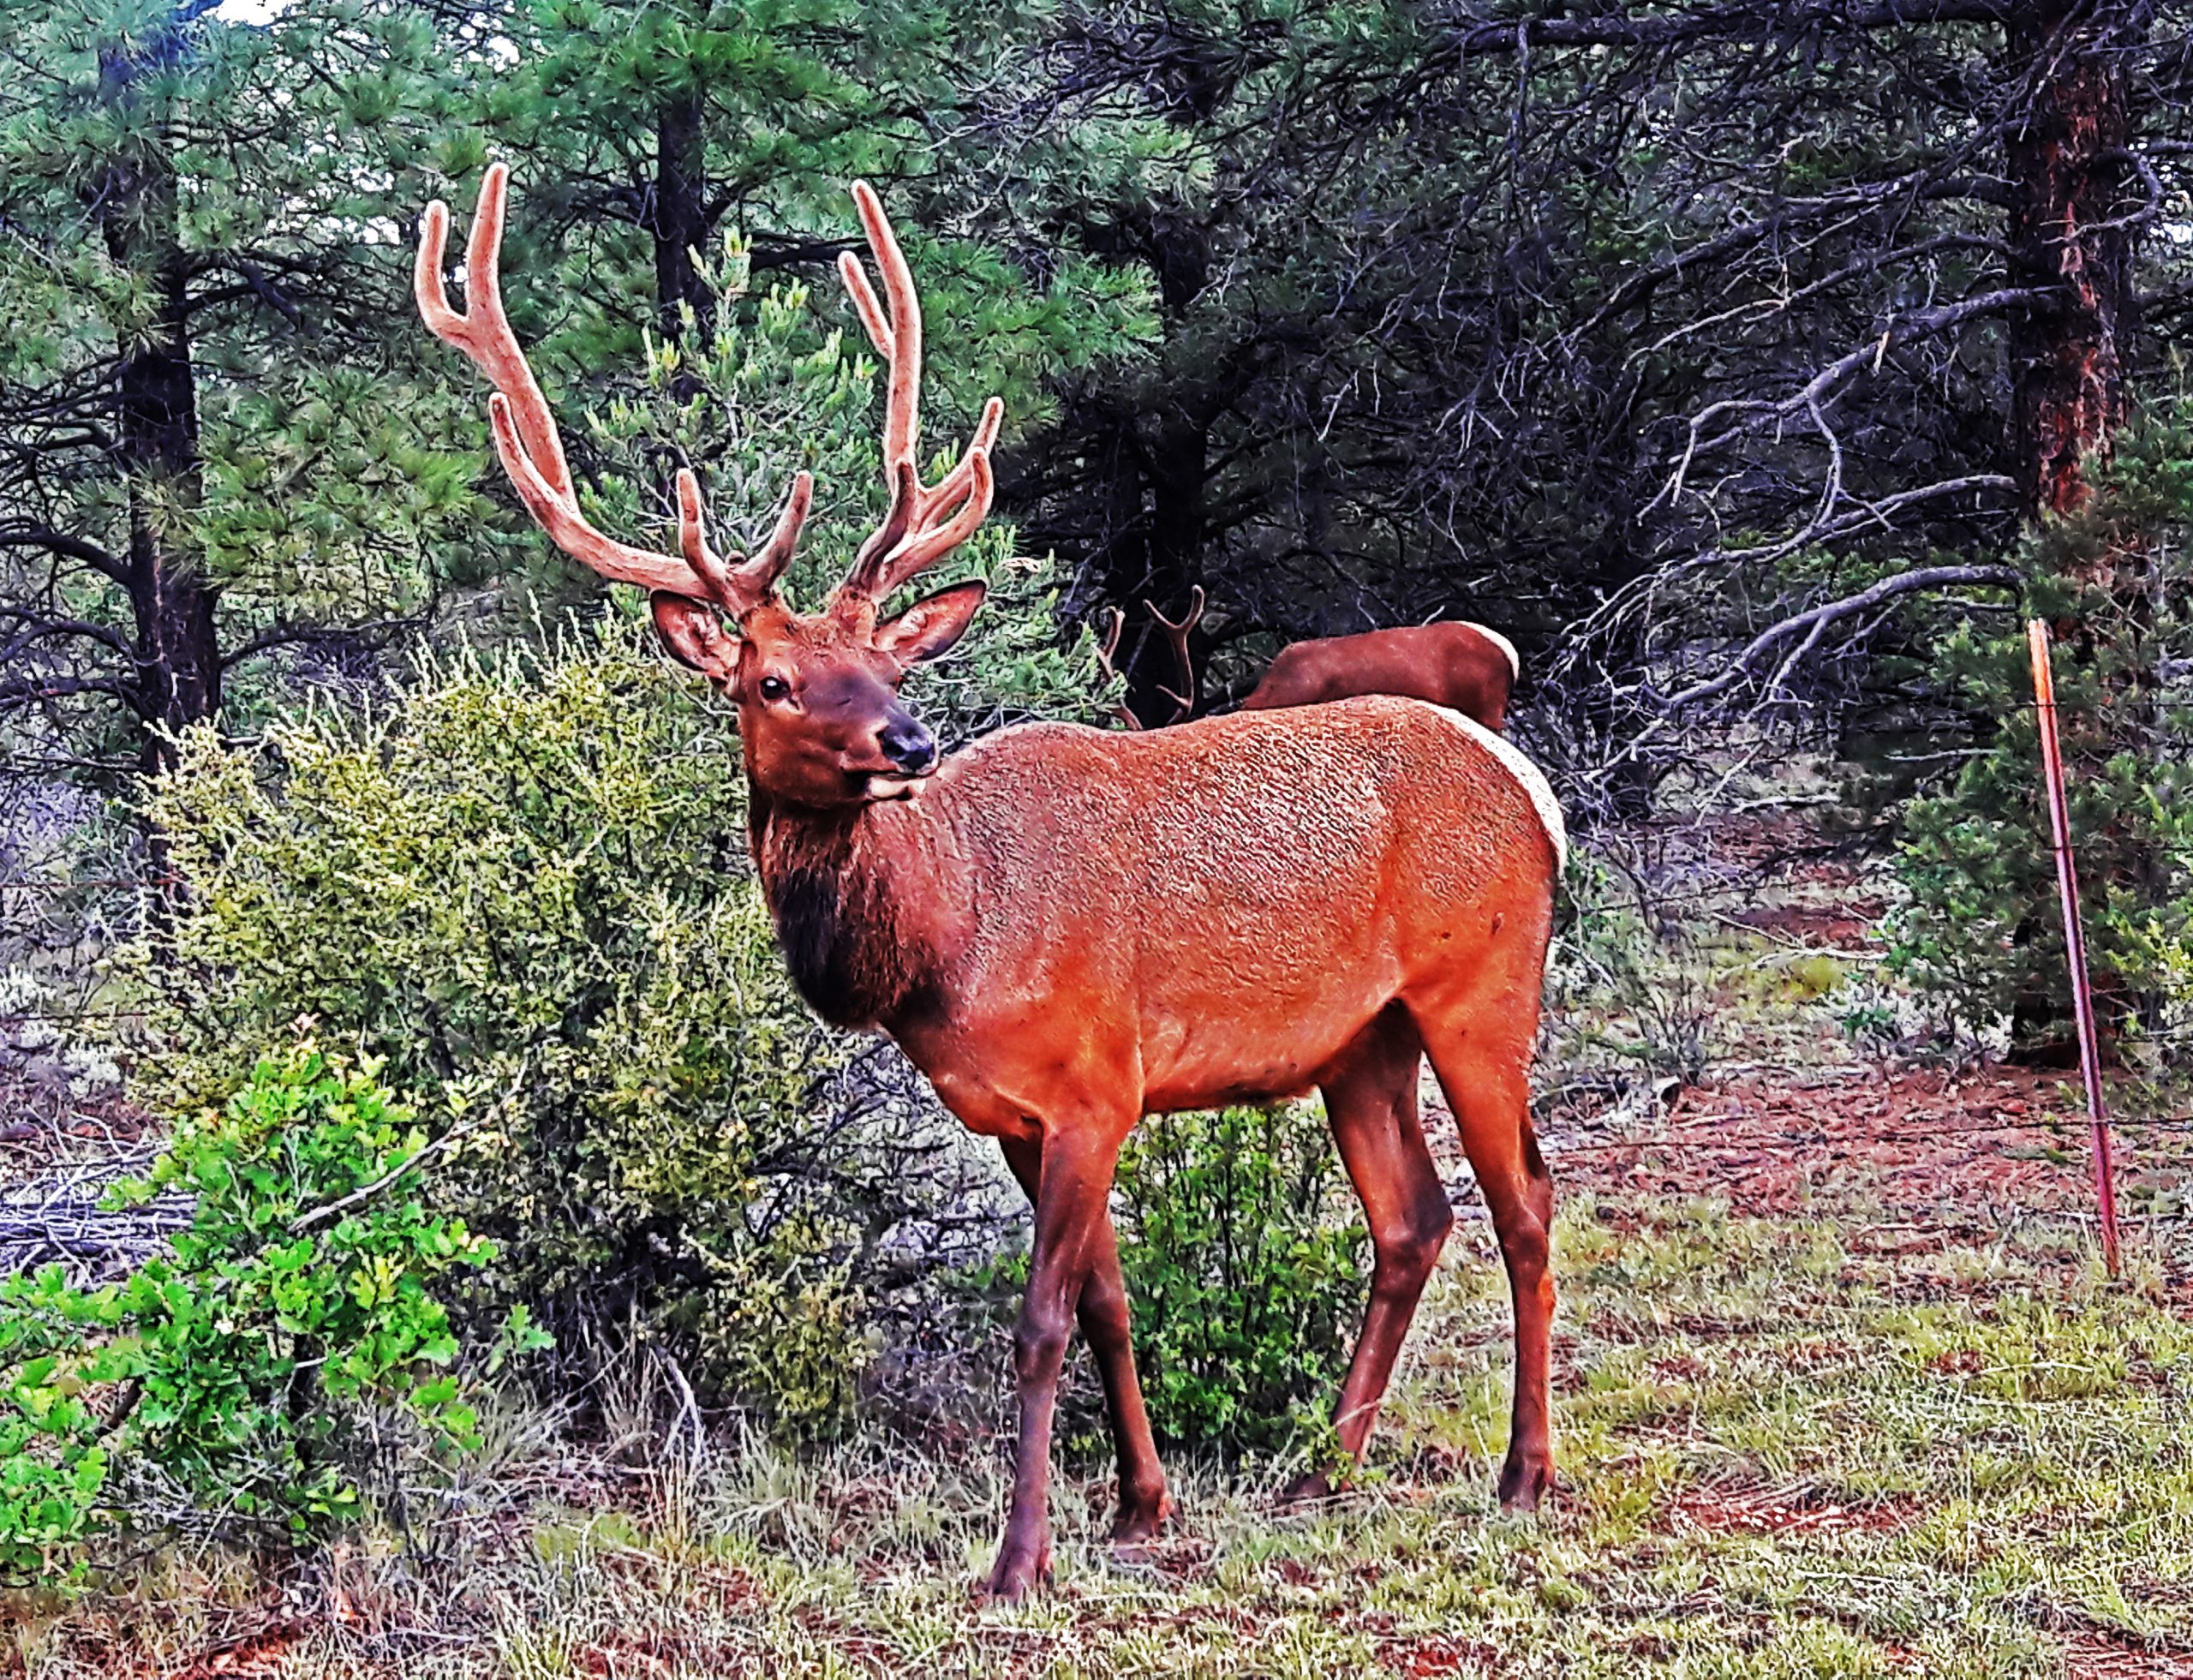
[2026, 619, 2122, 1278]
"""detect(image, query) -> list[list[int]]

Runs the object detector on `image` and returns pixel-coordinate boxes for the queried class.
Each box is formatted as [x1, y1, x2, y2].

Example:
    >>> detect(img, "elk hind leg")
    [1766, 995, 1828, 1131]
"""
[1289, 1004, 1451, 1503]
[1412, 996, 1557, 1510]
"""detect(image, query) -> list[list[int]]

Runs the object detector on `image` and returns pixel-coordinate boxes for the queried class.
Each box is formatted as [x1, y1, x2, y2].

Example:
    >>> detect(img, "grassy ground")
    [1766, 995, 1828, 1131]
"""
[18, 1161, 2190, 1678]
[11, 813, 2192, 1677]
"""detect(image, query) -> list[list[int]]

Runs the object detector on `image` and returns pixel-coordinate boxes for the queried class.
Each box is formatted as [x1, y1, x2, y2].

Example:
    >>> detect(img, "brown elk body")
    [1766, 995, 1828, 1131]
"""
[1243, 620, 1521, 730]
[419, 164, 1568, 1603]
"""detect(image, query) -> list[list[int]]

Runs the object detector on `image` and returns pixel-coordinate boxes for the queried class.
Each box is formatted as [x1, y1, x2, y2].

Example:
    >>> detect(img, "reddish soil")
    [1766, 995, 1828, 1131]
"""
[1716, 900, 1885, 949]
[1668, 1484, 1924, 1538]
[1553, 1065, 2148, 1224]
[2064, 1640, 2193, 1679]
[168, 1625, 303, 1679]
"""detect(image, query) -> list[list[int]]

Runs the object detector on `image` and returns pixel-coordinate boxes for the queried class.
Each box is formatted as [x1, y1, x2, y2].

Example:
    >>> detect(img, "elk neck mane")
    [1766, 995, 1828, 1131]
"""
[747, 788, 957, 1033]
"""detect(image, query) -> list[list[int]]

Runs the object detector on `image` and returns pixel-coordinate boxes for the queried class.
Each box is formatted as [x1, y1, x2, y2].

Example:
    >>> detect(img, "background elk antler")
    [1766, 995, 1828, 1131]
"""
[1146, 587, 1204, 721]
[1092, 586, 1205, 728]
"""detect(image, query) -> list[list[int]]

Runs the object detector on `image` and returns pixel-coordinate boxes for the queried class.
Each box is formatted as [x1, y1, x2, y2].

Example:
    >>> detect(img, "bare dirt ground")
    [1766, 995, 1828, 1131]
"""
[1559, 1063, 2178, 1264]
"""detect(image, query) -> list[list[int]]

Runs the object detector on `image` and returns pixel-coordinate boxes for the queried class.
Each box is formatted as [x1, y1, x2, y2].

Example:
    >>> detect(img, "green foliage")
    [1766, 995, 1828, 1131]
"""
[1892, 404, 2193, 1051]
[117, 625, 864, 1429]
[1111, 1103, 1365, 1460]
[0, 1047, 499, 1580]
[0, 0, 499, 752]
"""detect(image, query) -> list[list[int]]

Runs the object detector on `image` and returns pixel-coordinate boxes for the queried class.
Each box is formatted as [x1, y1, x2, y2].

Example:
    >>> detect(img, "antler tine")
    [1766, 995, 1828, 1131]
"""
[1144, 586, 1205, 723]
[869, 449, 993, 601]
[720, 469, 814, 605]
[844, 182, 921, 470]
[420, 164, 764, 608]
[1092, 607, 1143, 732]
[831, 182, 1004, 612]
[416, 164, 573, 507]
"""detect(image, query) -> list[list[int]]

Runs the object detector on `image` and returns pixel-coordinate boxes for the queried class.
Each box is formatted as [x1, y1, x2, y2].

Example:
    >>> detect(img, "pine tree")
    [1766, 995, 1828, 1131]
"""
[0, 0, 488, 781]
[1895, 401, 2193, 1056]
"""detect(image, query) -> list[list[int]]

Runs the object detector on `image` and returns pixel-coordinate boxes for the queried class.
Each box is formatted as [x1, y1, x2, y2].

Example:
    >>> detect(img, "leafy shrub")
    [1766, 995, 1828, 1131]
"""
[1892, 405, 2193, 1054]
[1111, 1103, 1365, 1459]
[123, 634, 1108, 1438]
[0, 1048, 503, 1581]
[117, 627, 864, 1431]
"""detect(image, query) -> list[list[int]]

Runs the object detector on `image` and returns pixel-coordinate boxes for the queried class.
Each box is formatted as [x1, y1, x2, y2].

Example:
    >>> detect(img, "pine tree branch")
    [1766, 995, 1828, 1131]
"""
[0, 526, 128, 584]
[0, 605, 137, 662]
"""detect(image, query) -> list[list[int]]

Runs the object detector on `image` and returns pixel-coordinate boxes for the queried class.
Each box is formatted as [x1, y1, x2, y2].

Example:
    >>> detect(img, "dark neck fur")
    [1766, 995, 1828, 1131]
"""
[748, 789, 946, 1032]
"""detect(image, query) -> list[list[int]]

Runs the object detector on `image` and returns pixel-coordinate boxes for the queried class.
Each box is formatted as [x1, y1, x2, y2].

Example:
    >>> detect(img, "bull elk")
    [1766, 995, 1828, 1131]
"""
[1244, 620, 1522, 731]
[418, 164, 1569, 1602]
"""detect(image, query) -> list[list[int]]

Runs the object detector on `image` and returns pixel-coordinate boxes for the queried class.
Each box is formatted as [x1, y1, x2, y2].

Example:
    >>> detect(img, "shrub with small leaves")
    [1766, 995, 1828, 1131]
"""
[117, 626, 857, 1432]
[1111, 1102, 1365, 1461]
[0, 1047, 506, 1581]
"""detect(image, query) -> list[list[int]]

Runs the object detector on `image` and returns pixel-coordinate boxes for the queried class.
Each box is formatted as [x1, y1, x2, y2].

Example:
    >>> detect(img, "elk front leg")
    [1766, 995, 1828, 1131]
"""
[988, 1126, 1126, 1602]
[1000, 1136, 1172, 1548]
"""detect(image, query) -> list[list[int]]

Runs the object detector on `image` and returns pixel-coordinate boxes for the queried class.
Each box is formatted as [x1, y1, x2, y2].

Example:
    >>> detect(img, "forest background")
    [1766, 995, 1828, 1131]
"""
[2, 1, 2192, 1672]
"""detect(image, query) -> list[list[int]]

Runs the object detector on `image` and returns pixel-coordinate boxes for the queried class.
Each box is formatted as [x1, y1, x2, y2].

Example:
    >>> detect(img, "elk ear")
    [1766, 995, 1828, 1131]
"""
[874, 579, 986, 665]
[651, 594, 743, 687]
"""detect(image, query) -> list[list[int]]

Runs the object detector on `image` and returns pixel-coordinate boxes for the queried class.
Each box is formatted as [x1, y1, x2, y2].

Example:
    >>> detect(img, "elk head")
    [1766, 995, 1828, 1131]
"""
[416, 163, 1005, 808]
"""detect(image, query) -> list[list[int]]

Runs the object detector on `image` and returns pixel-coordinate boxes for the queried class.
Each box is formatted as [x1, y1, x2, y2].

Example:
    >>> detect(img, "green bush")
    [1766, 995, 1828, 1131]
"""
[1112, 1103, 1365, 1460]
[118, 626, 866, 1431]
[0, 1048, 504, 1581]
[1891, 404, 2193, 1054]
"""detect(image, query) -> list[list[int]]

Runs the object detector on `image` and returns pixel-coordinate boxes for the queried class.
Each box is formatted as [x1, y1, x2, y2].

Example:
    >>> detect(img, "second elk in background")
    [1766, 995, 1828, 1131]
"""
[1243, 621, 1520, 731]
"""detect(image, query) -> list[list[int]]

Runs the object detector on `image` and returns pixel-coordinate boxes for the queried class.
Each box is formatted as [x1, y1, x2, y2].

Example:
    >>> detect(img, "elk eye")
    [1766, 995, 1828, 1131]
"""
[757, 675, 791, 702]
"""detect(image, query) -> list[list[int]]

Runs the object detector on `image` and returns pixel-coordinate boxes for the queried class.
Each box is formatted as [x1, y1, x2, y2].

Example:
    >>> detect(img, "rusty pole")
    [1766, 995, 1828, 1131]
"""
[2026, 619, 2122, 1277]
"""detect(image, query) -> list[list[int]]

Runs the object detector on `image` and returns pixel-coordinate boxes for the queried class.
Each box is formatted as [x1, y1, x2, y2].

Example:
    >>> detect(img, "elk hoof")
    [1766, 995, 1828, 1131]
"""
[1111, 1489, 1174, 1548]
[1497, 1454, 1554, 1512]
[980, 1540, 1052, 1605]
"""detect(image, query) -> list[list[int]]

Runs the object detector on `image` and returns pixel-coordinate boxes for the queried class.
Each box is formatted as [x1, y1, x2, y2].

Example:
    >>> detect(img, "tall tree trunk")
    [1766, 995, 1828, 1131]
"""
[1104, 210, 1215, 724]
[99, 37, 216, 779]
[652, 87, 711, 343]
[2002, 0, 2152, 1056]
[2005, 0, 2142, 518]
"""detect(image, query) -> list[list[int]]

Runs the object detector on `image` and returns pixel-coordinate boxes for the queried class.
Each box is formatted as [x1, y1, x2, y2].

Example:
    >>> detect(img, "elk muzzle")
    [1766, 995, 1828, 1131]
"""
[878, 713, 936, 776]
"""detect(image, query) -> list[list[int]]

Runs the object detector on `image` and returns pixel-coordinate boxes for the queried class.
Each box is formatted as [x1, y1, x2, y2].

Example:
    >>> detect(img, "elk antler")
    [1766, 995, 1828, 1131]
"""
[831, 181, 1004, 612]
[416, 161, 810, 617]
[1090, 587, 1204, 728]
[1093, 607, 1143, 731]
[1145, 586, 1205, 724]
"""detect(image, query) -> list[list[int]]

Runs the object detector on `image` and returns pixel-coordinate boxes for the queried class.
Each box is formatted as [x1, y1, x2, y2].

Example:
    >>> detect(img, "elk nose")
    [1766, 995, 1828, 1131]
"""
[878, 716, 935, 774]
